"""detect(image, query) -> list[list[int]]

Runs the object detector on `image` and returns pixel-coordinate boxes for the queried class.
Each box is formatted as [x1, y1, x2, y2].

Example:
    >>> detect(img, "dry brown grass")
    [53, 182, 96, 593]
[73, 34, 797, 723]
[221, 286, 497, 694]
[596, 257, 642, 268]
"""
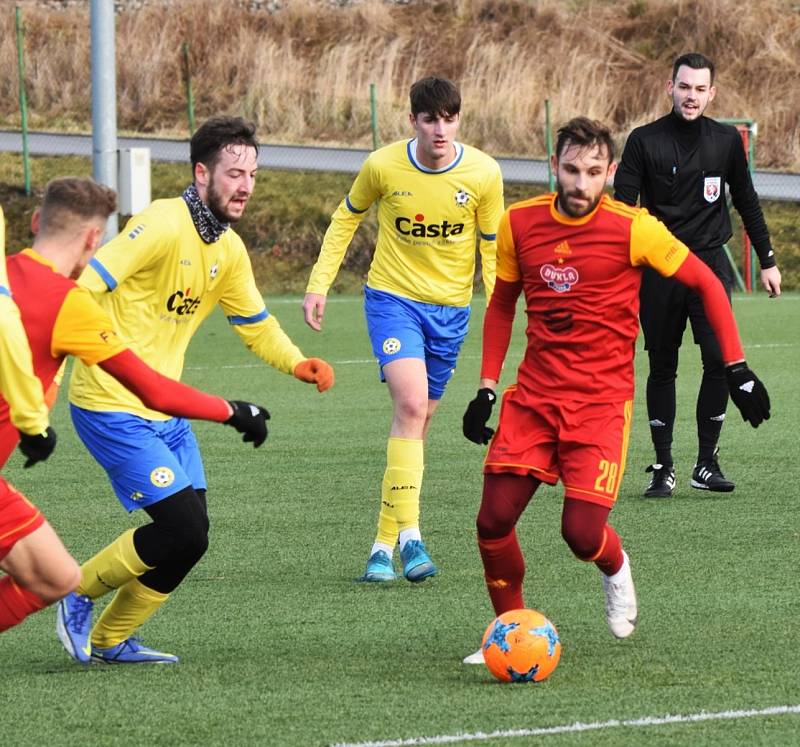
[1, 0, 799, 168]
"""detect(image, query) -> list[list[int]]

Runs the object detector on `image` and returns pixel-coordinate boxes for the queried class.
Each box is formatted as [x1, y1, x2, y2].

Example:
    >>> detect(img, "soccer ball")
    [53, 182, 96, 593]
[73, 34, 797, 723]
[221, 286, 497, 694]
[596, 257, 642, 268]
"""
[481, 608, 561, 683]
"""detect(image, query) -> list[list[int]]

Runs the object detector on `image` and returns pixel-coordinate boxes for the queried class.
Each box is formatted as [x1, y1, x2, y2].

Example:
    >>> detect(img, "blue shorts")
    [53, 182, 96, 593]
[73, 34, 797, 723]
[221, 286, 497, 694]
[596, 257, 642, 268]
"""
[70, 405, 207, 512]
[363, 286, 470, 400]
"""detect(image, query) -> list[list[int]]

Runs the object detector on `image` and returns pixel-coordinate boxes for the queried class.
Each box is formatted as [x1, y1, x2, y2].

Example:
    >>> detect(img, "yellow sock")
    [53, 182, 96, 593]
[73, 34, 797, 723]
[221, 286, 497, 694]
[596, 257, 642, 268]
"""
[376, 437, 424, 544]
[77, 529, 153, 599]
[90, 578, 169, 649]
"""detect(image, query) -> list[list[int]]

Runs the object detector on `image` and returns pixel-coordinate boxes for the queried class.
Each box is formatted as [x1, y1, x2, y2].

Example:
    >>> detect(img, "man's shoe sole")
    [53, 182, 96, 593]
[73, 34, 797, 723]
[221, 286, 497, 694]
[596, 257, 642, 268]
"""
[690, 479, 735, 492]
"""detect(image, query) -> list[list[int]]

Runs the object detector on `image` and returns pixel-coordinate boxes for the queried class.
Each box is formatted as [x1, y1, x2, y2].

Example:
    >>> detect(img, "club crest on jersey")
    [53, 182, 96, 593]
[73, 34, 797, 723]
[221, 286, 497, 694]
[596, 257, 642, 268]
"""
[209, 264, 219, 279]
[454, 188, 470, 207]
[541, 263, 579, 293]
[382, 337, 401, 355]
[704, 176, 721, 203]
[150, 467, 175, 488]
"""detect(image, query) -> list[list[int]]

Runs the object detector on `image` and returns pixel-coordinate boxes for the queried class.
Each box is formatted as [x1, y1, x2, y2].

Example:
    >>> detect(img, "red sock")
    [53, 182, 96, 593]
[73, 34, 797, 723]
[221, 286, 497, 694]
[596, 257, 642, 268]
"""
[478, 530, 525, 615]
[592, 525, 623, 576]
[0, 576, 47, 633]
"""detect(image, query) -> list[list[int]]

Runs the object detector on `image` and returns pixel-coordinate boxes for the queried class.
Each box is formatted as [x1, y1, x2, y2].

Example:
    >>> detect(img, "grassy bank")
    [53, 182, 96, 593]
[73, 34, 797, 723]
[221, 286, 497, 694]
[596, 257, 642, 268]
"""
[2, 0, 800, 169]
[1, 152, 798, 292]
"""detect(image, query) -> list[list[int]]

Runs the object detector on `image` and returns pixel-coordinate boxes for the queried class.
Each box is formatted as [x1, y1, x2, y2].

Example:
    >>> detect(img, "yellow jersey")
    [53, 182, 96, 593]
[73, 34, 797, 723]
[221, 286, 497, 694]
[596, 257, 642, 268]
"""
[306, 139, 504, 306]
[70, 196, 304, 419]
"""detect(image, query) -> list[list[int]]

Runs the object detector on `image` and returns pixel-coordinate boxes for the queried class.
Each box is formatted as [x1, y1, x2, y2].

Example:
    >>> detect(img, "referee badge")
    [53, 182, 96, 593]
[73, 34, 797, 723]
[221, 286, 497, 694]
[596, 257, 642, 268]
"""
[703, 176, 721, 203]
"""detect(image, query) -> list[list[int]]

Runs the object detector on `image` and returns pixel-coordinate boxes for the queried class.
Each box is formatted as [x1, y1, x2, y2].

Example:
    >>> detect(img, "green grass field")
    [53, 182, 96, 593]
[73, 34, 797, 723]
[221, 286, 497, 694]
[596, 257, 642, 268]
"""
[1, 293, 799, 746]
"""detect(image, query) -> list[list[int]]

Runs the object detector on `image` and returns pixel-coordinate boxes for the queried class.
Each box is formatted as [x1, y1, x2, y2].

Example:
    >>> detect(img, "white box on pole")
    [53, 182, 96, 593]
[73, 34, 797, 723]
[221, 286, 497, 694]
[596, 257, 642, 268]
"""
[118, 147, 151, 214]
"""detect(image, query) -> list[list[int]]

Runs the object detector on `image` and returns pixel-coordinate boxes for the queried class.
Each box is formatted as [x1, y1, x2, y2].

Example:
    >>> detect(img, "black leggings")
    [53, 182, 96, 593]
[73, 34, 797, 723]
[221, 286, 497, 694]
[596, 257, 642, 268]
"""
[131, 486, 210, 594]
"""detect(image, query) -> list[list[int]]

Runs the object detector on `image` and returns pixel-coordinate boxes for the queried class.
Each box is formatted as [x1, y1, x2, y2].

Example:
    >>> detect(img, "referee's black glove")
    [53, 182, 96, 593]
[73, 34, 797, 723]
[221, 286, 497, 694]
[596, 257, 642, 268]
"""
[225, 401, 270, 448]
[18, 426, 57, 468]
[726, 362, 770, 428]
[463, 388, 497, 444]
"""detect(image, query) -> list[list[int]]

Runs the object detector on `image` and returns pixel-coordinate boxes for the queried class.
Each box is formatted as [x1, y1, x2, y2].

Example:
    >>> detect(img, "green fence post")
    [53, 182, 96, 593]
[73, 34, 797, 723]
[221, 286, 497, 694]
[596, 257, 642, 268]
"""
[182, 42, 195, 135]
[370, 83, 379, 151]
[545, 99, 554, 191]
[15, 6, 31, 196]
[748, 123, 757, 292]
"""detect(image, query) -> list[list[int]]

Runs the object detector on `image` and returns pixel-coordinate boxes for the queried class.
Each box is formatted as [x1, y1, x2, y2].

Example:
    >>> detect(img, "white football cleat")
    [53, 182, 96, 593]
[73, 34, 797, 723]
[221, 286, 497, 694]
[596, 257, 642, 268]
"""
[462, 648, 485, 664]
[602, 550, 638, 639]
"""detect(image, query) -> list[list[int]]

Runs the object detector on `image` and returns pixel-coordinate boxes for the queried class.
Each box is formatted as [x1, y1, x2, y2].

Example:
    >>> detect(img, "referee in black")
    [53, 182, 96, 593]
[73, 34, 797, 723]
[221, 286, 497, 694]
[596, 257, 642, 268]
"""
[614, 52, 781, 498]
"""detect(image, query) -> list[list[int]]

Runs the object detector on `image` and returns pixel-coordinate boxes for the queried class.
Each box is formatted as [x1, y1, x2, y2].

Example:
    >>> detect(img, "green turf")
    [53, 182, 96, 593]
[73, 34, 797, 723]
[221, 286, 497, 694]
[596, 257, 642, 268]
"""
[1, 293, 798, 746]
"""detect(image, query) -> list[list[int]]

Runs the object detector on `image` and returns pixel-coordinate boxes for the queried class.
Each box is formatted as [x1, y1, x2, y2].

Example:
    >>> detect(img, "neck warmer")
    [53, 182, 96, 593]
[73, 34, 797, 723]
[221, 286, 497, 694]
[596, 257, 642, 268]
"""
[181, 184, 229, 244]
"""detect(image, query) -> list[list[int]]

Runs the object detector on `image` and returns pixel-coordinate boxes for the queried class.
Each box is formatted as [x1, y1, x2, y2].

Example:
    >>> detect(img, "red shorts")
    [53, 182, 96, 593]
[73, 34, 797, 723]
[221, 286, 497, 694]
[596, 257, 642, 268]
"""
[0, 477, 44, 560]
[484, 386, 633, 508]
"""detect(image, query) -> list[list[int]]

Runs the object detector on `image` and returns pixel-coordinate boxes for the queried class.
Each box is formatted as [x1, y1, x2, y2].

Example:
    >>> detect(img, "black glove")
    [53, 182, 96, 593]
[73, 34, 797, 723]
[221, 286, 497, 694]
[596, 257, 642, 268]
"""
[726, 362, 770, 428]
[225, 401, 270, 447]
[18, 426, 57, 468]
[463, 388, 497, 444]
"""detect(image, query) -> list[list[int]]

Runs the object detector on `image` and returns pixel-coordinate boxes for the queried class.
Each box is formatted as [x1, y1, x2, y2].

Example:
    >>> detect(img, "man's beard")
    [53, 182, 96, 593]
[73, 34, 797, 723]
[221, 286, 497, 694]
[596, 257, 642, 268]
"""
[206, 178, 239, 224]
[556, 183, 600, 218]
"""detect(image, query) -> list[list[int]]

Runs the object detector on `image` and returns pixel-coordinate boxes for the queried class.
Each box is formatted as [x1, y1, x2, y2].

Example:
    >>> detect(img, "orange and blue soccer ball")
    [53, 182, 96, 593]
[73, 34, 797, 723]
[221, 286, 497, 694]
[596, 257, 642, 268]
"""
[481, 608, 561, 683]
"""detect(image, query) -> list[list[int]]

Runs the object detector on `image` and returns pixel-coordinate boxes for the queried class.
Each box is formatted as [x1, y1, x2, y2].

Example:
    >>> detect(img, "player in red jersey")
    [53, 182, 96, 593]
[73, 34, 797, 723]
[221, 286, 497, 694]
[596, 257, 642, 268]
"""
[0, 178, 269, 641]
[461, 118, 769, 661]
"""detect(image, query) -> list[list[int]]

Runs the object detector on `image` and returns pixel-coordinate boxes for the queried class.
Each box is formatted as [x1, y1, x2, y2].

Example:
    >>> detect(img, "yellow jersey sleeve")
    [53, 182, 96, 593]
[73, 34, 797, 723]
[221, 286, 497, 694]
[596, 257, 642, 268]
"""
[629, 210, 689, 275]
[495, 209, 522, 283]
[0, 207, 49, 436]
[305, 155, 381, 296]
[475, 162, 504, 300]
[51, 287, 126, 366]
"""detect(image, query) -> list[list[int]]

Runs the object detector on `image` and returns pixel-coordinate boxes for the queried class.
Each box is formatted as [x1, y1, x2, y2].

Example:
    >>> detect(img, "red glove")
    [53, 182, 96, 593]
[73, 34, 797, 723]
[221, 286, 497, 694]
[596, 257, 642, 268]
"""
[293, 358, 334, 392]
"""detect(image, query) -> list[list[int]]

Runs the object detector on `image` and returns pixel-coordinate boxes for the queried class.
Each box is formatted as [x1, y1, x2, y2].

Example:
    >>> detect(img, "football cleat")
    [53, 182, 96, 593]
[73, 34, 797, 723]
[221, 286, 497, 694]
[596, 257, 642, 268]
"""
[602, 551, 638, 639]
[691, 448, 735, 492]
[643, 463, 676, 498]
[56, 592, 94, 664]
[462, 648, 485, 665]
[91, 637, 178, 664]
[400, 539, 437, 582]
[358, 550, 396, 583]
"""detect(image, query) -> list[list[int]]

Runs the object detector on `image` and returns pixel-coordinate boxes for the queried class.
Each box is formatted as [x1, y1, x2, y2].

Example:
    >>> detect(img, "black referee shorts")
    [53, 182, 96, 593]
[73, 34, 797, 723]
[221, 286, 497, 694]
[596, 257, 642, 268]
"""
[639, 247, 733, 351]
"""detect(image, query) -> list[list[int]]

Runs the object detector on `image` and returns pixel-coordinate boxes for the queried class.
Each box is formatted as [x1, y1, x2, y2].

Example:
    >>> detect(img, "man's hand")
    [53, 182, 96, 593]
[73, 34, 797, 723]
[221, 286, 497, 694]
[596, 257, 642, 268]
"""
[302, 293, 327, 331]
[293, 358, 334, 392]
[760, 265, 781, 298]
[18, 426, 57, 468]
[225, 401, 270, 447]
[463, 388, 497, 444]
[726, 362, 770, 428]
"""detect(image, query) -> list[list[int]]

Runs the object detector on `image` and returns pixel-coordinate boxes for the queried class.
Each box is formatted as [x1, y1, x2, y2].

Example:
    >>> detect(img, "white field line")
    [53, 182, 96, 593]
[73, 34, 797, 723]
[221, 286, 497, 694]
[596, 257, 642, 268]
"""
[184, 341, 796, 372]
[329, 704, 800, 747]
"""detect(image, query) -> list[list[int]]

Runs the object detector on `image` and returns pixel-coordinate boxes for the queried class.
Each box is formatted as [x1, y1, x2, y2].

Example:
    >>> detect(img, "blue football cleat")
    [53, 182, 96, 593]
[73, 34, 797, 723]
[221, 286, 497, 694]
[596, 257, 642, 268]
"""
[56, 592, 94, 664]
[359, 550, 396, 582]
[400, 540, 438, 582]
[91, 637, 178, 664]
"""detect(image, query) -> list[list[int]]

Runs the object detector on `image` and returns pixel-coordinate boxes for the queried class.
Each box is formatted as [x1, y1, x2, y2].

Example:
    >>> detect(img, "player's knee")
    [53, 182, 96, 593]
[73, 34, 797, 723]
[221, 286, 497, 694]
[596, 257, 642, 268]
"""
[393, 396, 429, 428]
[648, 348, 679, 383]
[37, 557, 81, 603]
[561, 522, 603, 561]
[476, 506, 515, 540]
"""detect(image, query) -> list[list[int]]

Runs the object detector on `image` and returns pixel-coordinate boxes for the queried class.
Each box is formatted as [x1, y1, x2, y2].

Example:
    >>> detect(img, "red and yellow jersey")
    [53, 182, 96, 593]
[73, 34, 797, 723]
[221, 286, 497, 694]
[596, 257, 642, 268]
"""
[493, 193, 688, 402]
[0, 250, 125, 466]
[0, 207, 49, 439]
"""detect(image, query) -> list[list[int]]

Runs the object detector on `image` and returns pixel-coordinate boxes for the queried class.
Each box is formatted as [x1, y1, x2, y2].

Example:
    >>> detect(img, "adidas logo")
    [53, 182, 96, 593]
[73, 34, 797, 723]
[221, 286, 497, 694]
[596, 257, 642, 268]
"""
[739, 380, 755, 393]
[710, 413, 726, 422]
[649, 419, 667, 427]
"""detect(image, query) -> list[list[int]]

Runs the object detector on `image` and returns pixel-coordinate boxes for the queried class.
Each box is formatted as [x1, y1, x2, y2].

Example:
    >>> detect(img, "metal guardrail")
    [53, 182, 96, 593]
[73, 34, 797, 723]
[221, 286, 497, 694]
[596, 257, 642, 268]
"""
[1, 130, 798, 201]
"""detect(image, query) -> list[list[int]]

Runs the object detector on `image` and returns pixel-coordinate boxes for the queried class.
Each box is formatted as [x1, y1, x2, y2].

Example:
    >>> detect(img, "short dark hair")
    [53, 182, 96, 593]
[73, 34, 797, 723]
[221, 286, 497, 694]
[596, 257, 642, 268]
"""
[672, 52, 715, 84]
[409, 76, 461, 118]
[190, 116, 259, 173]
[39, 177, 117, 235]
[555, 117, 615, 162]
